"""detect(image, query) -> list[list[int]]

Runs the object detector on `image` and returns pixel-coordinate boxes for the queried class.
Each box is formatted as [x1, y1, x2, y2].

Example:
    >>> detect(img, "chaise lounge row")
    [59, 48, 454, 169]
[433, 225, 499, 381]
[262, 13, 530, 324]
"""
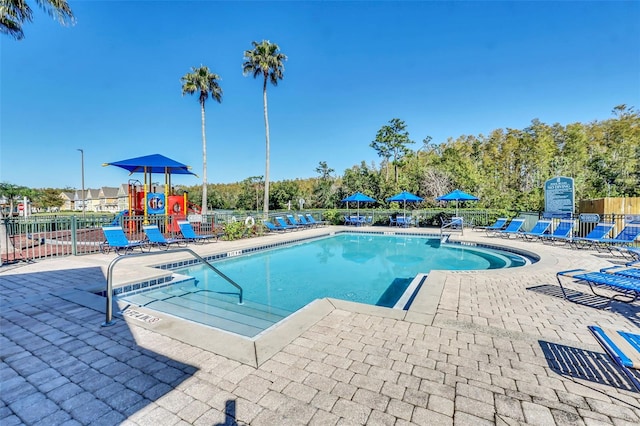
[101, 220, 217, 255]
[484, 217, 640, 256]
[263, 214, 325, 232]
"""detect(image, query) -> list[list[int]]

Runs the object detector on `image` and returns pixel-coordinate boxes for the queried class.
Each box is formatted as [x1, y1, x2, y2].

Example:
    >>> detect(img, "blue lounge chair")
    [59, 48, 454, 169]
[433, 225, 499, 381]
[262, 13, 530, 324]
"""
[177, 220, 216, 243]
[483, 218, 508, 236]
[570, 222, 615, 249]
[287, 214, 309, 228]
[615, 247, 640, 262]
[600, 265, 640, 280]
[101, 226, 149, 255]
[497, 218, 525, 238]
[305, 214, 325, 226]
[143, 224, 186, 250]
[520, 219, 552, 240]
[588, 326, 640, 391]
[296, 214, 314, 227]
[540, 219, 575, 244]
[596, 223, 640, 252]
[275, 216, 298, 230]
[263, 220, 288, 233]
[556, 269, 640, 303]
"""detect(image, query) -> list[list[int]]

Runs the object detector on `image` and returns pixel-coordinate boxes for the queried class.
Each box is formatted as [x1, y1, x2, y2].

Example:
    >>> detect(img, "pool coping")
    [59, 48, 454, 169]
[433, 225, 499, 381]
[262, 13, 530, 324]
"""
[59, 228, 542, 368]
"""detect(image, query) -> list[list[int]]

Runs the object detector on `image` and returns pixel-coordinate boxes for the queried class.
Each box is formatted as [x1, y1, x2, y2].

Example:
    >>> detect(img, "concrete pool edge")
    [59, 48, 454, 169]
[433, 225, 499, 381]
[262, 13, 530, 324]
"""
[66, 227, 545, 367]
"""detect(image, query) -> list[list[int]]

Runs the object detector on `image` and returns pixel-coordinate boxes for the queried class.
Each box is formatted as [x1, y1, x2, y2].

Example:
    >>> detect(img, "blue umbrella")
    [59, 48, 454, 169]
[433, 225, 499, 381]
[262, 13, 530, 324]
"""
[386, 191, 424, 217]
[341, 192, 376, 216]
[436, 189, 479, 215]
[104, 154, 197, 176]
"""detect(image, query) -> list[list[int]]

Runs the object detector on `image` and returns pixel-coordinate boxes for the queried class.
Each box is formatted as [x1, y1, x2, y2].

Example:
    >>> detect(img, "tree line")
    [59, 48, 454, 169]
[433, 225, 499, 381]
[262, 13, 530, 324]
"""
[1, 105, 637, 215]
[177, 105, 639, 214]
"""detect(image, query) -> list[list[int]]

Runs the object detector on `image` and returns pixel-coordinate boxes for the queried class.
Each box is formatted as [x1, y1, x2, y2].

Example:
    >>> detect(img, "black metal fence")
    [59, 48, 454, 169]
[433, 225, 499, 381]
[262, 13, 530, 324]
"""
[2, 209, 638, 265]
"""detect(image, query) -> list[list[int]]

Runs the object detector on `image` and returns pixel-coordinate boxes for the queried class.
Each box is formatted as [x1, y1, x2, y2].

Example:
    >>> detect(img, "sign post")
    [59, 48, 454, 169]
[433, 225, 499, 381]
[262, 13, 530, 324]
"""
[544, 176, 575, 216]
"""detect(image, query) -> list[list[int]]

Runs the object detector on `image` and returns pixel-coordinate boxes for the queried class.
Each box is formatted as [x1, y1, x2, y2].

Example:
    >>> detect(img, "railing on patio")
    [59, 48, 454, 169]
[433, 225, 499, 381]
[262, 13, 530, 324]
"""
[2, 209, 637, 265]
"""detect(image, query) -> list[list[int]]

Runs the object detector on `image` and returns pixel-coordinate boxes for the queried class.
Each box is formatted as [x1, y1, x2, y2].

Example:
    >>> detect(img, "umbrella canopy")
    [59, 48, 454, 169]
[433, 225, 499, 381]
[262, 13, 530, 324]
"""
[386, 191, 424, 217]
[103, 154, 197, 176]
[341, 192, 376, 203]
[341, 192, 376, 217]
[436, 189, 479, 216]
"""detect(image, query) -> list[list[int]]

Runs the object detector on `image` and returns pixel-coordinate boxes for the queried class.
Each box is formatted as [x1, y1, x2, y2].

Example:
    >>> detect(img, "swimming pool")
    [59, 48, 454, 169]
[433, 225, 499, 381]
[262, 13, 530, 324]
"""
[116, 233, 528, 337]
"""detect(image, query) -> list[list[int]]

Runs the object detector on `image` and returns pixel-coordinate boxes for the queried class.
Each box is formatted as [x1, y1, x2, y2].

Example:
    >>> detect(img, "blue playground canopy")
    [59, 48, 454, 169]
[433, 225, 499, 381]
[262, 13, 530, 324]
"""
[103, 154, 197, 176]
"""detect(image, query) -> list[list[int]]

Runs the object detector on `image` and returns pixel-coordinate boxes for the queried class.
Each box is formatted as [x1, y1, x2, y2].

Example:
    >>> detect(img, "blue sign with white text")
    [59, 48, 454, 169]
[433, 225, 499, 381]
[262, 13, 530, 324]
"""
[544, 176, 574, 214]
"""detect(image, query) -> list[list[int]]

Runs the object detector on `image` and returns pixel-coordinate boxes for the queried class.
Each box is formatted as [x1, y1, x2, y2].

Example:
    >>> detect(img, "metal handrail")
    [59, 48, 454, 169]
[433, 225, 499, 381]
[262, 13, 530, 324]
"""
[440, 217, 465, 237]
[102, 248, 243, 326]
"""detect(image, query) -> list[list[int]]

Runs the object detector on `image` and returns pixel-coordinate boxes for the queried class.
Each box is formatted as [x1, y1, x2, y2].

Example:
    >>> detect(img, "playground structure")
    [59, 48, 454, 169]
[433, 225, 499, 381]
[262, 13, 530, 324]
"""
[104, 154, 202, 233]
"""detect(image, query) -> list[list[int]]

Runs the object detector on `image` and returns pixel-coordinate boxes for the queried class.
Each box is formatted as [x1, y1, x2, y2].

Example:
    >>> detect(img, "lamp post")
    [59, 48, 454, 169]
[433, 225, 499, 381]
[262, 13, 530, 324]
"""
[77, 149, 85, 219]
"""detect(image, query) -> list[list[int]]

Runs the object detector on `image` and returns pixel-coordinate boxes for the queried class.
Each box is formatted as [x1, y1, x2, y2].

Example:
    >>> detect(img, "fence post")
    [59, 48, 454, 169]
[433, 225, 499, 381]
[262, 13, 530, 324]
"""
[71, 216, 77, 256]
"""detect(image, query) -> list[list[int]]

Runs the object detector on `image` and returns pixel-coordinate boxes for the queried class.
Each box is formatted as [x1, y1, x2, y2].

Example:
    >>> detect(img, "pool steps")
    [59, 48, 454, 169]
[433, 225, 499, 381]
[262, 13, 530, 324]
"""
[118, 278, 292, 337]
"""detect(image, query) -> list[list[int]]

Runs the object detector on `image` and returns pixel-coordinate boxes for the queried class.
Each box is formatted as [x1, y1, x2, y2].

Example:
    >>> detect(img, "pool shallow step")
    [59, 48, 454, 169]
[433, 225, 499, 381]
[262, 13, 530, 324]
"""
[118, 281, 293, 338]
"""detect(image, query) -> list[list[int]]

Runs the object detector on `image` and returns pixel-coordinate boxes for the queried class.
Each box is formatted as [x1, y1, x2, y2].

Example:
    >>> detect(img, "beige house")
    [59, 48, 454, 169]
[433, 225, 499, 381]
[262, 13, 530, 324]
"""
[97, 187, 119, 212]
[59, 192, 75, 211]
[60, 185, 172, 213]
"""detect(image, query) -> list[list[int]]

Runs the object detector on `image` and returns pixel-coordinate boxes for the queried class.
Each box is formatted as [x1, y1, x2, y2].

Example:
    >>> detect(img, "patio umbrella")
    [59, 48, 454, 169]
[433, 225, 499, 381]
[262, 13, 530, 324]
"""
[386, 190, 424, 218]
[341, 192, 376, 217]
[436, 189, 479, 216]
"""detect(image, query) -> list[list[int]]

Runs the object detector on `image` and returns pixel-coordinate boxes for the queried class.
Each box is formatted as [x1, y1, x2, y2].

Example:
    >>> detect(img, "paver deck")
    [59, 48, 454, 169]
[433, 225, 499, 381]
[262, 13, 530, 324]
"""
[1, 226, 639, 425]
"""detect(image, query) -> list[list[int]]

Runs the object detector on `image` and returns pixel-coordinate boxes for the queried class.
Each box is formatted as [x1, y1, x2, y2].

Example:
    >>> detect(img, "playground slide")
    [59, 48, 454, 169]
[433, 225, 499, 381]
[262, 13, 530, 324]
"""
[111, 210, 128, 226]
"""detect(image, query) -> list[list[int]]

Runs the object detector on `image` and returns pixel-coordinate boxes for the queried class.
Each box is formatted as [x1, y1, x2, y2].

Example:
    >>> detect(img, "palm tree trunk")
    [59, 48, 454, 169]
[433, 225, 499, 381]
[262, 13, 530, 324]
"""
[262, 76, 270, 220]
[200, 102, 208, 217]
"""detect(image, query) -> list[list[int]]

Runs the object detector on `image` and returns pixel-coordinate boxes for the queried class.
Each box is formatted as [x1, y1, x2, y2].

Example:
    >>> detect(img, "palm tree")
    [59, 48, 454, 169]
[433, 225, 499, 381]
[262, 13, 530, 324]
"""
[1, 0, 74, 40]
[242, 40, 287, 219]
[181, 66, 222, 217]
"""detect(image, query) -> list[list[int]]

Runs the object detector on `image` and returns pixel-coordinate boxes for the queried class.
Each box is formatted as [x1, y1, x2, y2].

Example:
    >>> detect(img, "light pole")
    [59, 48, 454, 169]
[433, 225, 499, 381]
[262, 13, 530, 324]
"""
[77, 149, 85, 219]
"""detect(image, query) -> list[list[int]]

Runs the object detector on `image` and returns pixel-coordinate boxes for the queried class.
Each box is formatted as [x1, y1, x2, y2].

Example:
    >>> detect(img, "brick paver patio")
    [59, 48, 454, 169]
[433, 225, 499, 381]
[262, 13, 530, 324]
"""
[1, 227, 639, 425]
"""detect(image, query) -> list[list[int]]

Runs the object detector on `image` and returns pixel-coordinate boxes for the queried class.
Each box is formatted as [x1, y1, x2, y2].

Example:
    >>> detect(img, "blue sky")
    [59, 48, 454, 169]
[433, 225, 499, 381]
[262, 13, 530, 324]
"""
[2, 1, 639, 190]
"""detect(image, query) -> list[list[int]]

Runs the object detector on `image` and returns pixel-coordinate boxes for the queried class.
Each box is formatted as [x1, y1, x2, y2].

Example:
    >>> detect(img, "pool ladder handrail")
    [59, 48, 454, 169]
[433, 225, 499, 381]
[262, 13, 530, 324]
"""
[102, 248, 243, 326]
[440, 216, 464, 237]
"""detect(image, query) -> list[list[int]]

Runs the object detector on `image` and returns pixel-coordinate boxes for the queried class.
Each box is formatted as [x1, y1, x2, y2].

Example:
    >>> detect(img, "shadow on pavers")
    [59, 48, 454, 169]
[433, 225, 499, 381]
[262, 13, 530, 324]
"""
[539, 340, 640, 395]
[527, 283, 640, 328]
[0, 267, 197, 425]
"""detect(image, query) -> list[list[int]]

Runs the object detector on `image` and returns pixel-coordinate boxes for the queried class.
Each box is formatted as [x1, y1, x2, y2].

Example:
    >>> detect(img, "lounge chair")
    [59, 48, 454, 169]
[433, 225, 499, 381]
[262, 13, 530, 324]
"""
[101, 225, 149, 255]
[275, 216, 298, 230]
[613, 247, 640, 262]
[600, 265, 640, 280]
[143, 224, 186, 250]
[596, 223, 640, 253]
[540, 219, 575, 244]
[305, 214, 325, 226]
[570, 222, 615, 249]
[296, 214, 314, 227]
[588, 325, 640, 391]
[520, 219, 552, 241]
[177, 220, 216, 243]
[497, 218, 525, 238]
[263, 220, 289, 233]
[556, 269, 640, 303]
[482, 218, 508, 236]
[287, 214, 309, 228]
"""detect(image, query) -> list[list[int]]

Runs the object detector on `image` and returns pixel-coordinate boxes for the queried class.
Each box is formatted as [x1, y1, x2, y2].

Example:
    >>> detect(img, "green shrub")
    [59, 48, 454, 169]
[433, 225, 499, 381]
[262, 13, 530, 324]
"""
[222, 221, 246, 241]
[322, 209, 343, 225]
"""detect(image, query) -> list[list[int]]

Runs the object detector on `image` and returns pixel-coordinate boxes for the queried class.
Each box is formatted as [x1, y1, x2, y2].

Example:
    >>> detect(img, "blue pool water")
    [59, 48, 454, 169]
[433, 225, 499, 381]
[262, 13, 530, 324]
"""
[117, 233, 527, 337]
[184, 234, 526, 309]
